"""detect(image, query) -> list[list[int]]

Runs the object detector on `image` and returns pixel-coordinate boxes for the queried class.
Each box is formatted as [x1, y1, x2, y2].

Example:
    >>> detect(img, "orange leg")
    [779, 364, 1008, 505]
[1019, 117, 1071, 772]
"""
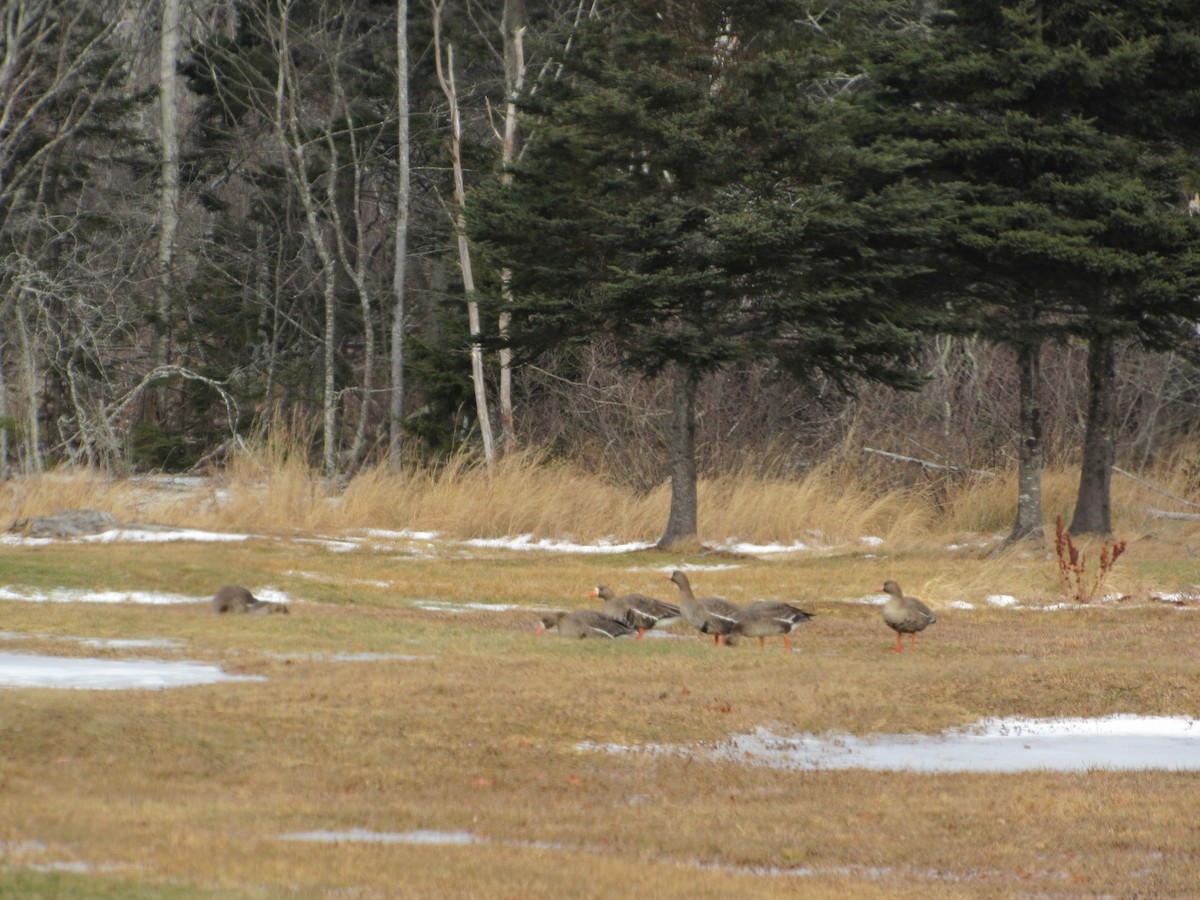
[783, 635, 792, 654]
[910, 633, 918, 648]
[894, 632, 904, 653]
[636, 628, 646, 640]
[758, 637, 765, 649]
[713, 634, 721, 647]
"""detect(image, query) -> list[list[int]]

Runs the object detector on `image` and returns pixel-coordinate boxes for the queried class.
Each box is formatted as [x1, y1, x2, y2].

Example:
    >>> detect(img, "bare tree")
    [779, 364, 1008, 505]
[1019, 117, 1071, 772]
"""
[433, 0, 496, 471]
[156, 0, 181, 377]
[389, 0, 411, 467]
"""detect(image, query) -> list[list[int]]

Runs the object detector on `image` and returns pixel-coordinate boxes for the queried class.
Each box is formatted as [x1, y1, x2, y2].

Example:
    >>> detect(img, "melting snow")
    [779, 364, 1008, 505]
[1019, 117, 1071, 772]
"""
[0, 652, 263, 690]
[582, 716, 1200, 773]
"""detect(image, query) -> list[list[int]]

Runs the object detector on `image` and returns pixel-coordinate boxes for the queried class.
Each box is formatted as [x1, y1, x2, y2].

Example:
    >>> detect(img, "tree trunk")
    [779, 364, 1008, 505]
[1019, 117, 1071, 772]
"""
[433, 6, 495, 470]
[389, 0, 411, 469]
[274, 4, 338, 477]
[0, 325, 9, 481]
[497, 0, 527, 454]
[156, 0, 180, 375]
[1007, 341, 1044, 543]
[1070, 333, 1118, 534]
[657, 363, 699, 548]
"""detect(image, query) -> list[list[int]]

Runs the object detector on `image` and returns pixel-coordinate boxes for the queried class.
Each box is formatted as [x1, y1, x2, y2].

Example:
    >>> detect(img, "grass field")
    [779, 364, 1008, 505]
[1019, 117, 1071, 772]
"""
[2, 458, 1200, 897]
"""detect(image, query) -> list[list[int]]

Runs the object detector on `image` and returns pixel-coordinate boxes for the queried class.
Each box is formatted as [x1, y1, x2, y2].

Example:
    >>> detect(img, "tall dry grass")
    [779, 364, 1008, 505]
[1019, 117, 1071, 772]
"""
[4, 434, 1200, 549]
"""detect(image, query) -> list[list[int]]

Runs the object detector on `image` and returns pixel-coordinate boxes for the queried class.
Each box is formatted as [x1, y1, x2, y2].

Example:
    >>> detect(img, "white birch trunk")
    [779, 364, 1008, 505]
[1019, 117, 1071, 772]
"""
[274, 1, 338, 477]
[497, 4, 526, 453]
[434, 5, 495, 470]
[156, 0, 180, 375]
[389, 0, 411, 468]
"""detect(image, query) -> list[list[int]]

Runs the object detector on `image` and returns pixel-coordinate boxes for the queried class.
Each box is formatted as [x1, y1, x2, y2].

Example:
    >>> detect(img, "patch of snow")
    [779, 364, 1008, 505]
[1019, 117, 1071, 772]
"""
[79, 528, 255, 544]
[412, 600, 532, 613]
[282, 829, 477, 845]
[0, 586, 205, 605]
[0, 652, 264, 690]
[860, 536, 884, 547]
[581, 715, 1200, 773]
[986, 594, 1019, 607]
[461, 534, 654, 554]
[947, 600, 975, 610]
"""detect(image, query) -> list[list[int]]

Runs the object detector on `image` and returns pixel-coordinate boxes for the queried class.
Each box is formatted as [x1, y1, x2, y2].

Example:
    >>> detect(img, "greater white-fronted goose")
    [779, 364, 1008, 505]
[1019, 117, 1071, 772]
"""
[879, 580, 936, 653]
[727, 600, 813, 652]
[665, 570, 742, 646]
[536, 609, 636, 639]
[589, 585, 682, 639]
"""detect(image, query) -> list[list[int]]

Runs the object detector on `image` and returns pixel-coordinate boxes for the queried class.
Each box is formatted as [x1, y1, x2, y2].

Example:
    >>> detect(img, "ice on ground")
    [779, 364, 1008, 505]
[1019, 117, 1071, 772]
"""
[0, 652, 264, 690]
[582, 715, 1200, 773]
[282, 829, 478, 845]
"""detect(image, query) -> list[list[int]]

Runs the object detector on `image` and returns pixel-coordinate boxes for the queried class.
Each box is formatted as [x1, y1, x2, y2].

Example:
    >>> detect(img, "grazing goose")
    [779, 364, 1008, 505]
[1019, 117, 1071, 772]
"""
[727, 600, 813, 652]
[590, 585, 682, 639]
[879, 580, 936, 653]
[664, 570, 742, 646]
[536, 609, 637, 639]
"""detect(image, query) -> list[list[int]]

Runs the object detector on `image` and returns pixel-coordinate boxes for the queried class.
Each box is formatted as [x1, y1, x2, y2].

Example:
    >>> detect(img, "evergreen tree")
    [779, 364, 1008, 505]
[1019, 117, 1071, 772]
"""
[868, 0, 1200, 538]
[474, 0, 933, 547]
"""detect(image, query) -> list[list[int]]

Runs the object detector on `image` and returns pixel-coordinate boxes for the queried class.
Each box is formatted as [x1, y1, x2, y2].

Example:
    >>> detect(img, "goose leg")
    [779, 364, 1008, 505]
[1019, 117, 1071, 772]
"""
[783, 635, 791, 654]
[894, 632, 904, 653]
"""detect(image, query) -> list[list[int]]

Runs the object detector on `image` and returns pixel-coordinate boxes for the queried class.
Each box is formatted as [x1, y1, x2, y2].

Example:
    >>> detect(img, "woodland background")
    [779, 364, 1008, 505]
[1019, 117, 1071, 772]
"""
[1, 0, 1199, 521]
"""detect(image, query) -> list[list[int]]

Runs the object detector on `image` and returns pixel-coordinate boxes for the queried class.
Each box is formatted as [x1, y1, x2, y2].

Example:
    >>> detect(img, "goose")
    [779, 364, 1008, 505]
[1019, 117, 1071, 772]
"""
[879, 580, 936, 653]
[664, 570, 742, 646]
[727, 600, 813, 652]
[589, 585, 682, 639]
[536, 609, 636, 639]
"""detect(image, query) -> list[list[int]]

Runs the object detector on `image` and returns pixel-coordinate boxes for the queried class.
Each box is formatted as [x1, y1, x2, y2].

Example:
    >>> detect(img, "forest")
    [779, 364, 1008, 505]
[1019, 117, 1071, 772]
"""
[1, 0, 1199, 544]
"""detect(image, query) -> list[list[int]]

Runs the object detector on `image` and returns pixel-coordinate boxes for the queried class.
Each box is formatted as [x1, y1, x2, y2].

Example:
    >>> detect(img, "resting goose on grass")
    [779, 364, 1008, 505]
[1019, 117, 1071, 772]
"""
[590, 585, 682, 639]
[536, 609, 637, 639]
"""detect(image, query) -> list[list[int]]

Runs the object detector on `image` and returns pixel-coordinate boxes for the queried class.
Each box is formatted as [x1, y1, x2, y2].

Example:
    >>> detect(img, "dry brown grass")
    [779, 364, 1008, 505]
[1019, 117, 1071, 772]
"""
[4, 456, 1200, 896]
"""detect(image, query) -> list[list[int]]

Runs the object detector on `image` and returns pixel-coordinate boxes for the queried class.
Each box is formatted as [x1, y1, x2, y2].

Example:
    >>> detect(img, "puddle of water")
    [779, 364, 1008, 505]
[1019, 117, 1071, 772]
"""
[582, 716, 1200, 773]
[0, 652, 264, 690]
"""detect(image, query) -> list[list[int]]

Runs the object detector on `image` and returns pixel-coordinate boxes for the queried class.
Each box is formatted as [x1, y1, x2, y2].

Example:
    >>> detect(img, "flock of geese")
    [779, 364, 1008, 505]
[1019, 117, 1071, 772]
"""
[536, 570, 937, 653]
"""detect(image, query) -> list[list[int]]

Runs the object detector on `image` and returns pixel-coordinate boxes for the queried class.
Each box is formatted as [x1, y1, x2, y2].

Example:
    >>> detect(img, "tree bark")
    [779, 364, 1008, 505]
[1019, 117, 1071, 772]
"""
[433, 4, 495, 470]
[156, 0, 180, 375]
[389, 0, 411, 469]
[274, 3, 338, 477]
[658, 363, 699, 548]
[1007, 341, 1044, 542]
[497, 0, 527, 454]
[1070, 332, 1118, 534]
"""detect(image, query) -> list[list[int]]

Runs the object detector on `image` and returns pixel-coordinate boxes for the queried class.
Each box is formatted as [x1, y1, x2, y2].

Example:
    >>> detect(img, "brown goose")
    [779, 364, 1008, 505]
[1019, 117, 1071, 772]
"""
[727, 600, 813, 653]
[589, 585, 682, 639]
[535, 609, 636, 639]
[879, 580, 936, 653]
[665, 570, 742, 646]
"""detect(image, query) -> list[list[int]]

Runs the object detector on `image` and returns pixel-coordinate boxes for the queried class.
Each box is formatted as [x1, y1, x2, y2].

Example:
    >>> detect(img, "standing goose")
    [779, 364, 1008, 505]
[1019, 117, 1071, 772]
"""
[879, 580, 936, 653]
[536, 609, 637, 639]
[728, 600, 814, 653]
[665, 570, 742, 646]
[590, 585, 682, 639]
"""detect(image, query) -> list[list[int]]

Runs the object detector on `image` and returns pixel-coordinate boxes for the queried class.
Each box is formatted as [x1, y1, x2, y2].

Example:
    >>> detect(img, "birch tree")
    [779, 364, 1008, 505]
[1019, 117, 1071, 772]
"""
[432, 0, 495, 470]
[389, 0, 411, 467]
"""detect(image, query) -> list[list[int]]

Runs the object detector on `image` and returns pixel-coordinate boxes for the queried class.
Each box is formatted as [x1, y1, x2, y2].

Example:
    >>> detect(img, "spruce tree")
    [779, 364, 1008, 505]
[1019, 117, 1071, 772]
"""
[868, 0, 1200, 538]
[474, 1, 932, 547]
